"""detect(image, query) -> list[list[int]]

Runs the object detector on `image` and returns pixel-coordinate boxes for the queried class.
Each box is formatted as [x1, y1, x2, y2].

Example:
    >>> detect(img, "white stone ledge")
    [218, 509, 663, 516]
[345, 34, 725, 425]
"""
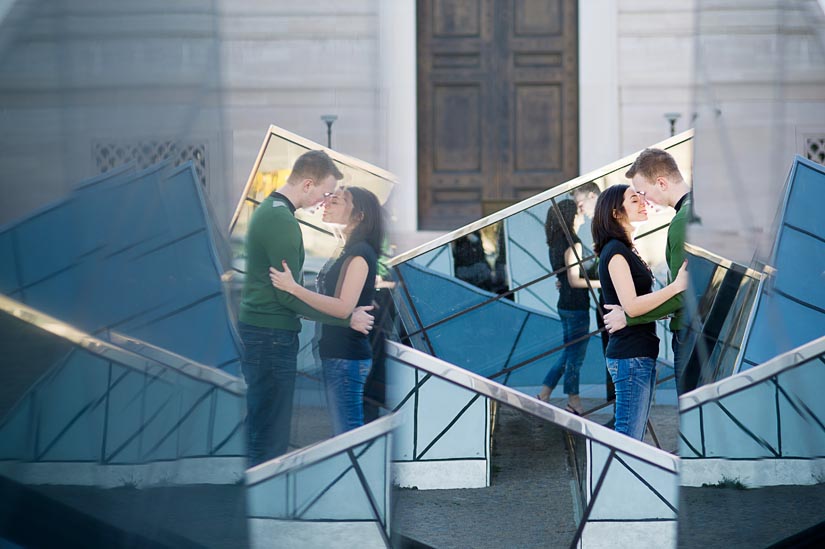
[392, 459, 489, 490]
[247, 518, 385, 549]
[0, 457, 246, 488]
[581, 520, 677, 549]
[680, 458, 825, 488]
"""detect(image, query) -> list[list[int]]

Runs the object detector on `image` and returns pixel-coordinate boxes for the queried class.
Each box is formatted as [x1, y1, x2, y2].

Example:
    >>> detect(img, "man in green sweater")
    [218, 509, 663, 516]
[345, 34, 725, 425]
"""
[603, 148, 692, 392]
[238, 150, 374, 466]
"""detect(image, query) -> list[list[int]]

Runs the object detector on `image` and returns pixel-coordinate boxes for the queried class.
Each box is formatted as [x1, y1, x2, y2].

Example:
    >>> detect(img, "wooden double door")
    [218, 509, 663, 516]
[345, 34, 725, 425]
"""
[417, 0, 579, 230]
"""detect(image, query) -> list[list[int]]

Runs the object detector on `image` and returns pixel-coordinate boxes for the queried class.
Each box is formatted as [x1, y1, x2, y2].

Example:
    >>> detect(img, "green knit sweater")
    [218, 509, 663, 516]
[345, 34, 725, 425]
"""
[238, 194, 348, 331]
[626, 193, 691, 331]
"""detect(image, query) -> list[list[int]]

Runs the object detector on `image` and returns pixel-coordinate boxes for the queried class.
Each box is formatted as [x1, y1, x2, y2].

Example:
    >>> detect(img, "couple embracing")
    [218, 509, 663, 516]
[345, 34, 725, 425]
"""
[539, 148, 691, 442]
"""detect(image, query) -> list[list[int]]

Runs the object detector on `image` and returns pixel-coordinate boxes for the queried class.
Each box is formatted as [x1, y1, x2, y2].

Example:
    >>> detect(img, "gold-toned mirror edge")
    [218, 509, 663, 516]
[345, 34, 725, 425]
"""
[228, 124, 399, 234]
[684, 243, 764, 281]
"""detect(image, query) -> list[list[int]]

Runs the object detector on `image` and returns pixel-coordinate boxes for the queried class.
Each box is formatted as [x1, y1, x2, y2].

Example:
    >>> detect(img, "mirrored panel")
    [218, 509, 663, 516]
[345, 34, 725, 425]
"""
[738, 157, 825, 370]
[0, 162, 241, 375]
[393, 401, 583, 548]
[0, 295, 247, 546]
[389, 134, 693, 443]
[245, 415, 396, 548]
[227, 125, 397, 463]
[228, 125, 396, 285]
[386, 342, 679, 548]
[677, 244, 762, 391]
[679, 336, 825, 546]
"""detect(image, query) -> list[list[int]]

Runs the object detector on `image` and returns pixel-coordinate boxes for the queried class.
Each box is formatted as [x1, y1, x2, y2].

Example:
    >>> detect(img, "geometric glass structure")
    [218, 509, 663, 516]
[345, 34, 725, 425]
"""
[680, 334, 825, 488]
[386, 342, 679, 548]
[679, 244, 763, 390]
[245, 414, 397, 549]
[387, 341, 491, 489]
[677, 150, 825, 547]
[737, 156, 825, 371]
[0, 294, 245, 486]
[388, 131, 694, 402]
[0, 162, 241, 375]
[226, 125, 398, 454]
[228, 124, 396, 280]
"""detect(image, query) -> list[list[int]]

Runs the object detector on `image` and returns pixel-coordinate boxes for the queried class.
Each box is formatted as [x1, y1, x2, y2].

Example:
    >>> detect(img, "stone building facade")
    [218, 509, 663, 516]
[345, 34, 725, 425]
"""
[1, 1, 823, 263]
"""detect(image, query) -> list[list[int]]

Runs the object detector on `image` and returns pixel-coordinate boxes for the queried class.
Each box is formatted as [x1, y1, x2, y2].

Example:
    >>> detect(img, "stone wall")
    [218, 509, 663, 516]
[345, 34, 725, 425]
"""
[691, 0, 825, 263]
[2, 0, 823, 258]
[617, 0, 697, 155]
[0, 0, 384, 230]
[219, 0, 383, 226]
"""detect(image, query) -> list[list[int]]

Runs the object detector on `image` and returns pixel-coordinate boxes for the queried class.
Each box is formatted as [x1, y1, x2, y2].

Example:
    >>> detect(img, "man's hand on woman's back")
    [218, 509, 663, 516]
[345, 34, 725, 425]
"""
[350, 305, 375, 335]
[603, 304, 627, 334]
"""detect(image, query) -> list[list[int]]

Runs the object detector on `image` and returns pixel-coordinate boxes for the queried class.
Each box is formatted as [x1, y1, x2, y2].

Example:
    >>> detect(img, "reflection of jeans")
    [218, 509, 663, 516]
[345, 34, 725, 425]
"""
[542, 309, 590, 395]
[595, 292, 614, 402]
[672, 329, 685, 390]
[323, 358, 372, 435]
[606, 357, 656, 440]
[239, 322, 299, 467]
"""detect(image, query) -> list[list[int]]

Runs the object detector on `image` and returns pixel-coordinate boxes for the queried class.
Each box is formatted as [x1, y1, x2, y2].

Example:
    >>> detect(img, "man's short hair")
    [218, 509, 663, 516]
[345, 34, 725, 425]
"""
[287, 150, 344, 185]
[571, 181, 601, 198]
[625, 148, 681, 181]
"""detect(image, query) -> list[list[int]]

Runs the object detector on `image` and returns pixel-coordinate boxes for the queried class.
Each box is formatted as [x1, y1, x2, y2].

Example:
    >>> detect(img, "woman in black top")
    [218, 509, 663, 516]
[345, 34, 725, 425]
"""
[537, 199, 601, 414]
[593, 184, 687, 440]
[270, 186, 383, 435]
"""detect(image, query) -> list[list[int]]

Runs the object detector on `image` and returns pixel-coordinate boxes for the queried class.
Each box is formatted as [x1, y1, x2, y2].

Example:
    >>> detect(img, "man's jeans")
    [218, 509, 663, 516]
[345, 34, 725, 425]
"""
[239, 322, 299, 467]
[542, 309, 590, 395]
[672, 328, 687, 393]
[322, 358, 372, 436]
[606, 357, 656, 440]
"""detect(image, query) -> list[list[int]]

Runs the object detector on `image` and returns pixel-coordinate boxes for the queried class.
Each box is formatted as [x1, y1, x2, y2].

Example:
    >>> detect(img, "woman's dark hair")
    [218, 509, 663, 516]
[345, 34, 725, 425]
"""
[544, 199, 578, 248]
[592, 184, 632, 256]
[344, 186, 384, 254]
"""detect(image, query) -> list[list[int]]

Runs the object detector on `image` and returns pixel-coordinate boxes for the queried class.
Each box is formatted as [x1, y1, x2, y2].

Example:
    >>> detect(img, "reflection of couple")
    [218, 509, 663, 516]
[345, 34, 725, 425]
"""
[238, 150, 384, 466]
[537, 199, 600, 415]
[538, 148, 691, 442]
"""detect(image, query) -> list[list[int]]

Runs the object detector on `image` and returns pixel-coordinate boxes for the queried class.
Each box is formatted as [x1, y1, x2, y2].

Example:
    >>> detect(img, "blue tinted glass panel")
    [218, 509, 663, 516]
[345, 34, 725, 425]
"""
[415, 376, 486, 460]
[294, 452, 374, 521]
[701, 380, 778, 458]
[103, 366, 149, 463]
[175, 381, 213, 457]
[395, 261, 492, 330]
[743, 293, 825, 368]
[775, 358, 825, 457]
[588, 446, 677, 520]
[783, 162, 825, 238]
[247, 474, 289, 518]
[36, 350, 109, 461]
[0, 230, 19, 293]
[353, 437, 388, 521]
[773, 227, 825, 310]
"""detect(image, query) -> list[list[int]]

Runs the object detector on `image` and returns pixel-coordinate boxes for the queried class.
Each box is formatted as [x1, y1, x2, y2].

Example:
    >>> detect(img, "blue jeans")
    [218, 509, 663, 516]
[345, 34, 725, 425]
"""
[672, 328, 687, 393]
[239, 322, 299, 466]
[322, 358, 372, 435]
[606, 357, 656, 440]
[542, 309, 590, 395]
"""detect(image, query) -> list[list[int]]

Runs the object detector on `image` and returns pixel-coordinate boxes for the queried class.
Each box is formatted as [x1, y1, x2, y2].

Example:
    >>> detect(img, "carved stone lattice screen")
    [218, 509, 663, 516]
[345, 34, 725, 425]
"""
[94, 141, 208, 187]
[805, 135, 825, 165]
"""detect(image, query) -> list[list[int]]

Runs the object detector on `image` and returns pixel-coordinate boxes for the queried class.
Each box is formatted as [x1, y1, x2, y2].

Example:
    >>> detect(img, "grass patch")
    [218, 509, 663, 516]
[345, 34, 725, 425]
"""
[702, 476, 748, 490]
